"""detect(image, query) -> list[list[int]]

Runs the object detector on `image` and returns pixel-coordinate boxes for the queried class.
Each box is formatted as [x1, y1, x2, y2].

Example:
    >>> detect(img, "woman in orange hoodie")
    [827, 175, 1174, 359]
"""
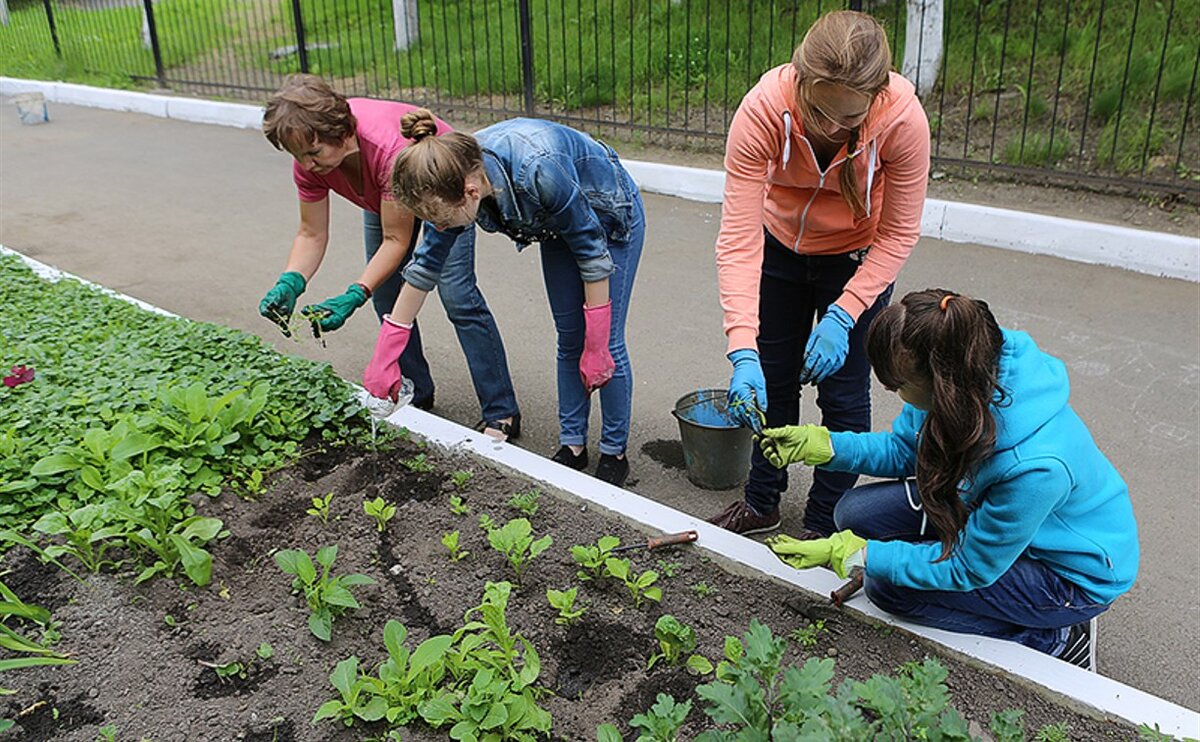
[710, 11, 930, 538]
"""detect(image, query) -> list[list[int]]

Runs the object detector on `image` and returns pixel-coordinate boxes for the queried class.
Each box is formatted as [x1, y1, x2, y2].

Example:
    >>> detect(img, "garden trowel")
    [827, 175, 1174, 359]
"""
[609, 530, 699, 553]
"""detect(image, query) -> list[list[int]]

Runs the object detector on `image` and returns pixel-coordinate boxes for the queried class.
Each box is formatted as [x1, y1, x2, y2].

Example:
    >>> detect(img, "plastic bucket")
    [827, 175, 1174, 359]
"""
[671, 388, 753, 490]
[13, 93, 48, 126]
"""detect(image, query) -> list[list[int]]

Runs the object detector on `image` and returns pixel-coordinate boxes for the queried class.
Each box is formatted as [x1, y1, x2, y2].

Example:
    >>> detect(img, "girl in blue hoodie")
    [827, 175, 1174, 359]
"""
[759, 288, 1139, 669]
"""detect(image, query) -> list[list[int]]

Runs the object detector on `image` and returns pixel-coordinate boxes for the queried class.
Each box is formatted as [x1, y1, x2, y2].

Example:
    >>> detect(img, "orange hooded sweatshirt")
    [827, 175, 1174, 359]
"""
[716, 65, 930, 353]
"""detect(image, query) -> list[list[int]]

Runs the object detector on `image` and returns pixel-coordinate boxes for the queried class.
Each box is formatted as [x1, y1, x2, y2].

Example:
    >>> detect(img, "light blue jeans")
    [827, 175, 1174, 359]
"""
[364, 211, 519, 421]
[538, 196, 644, 456]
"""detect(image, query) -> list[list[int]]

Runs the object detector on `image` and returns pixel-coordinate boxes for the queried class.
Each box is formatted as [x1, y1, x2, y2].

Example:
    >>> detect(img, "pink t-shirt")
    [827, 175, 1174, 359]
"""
[292, 98, 453, 213]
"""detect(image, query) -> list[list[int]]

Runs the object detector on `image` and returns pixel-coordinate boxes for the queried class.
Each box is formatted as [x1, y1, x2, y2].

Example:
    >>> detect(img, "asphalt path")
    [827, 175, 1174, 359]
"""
[2, 100, 1197, 710]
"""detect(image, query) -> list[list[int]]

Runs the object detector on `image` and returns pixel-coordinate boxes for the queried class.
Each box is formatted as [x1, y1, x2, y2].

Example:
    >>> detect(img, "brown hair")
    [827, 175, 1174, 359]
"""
[262, 74, 356, 152]
[391, 108, 484, 208]
[867, 289, 1006, 561]
[792, 10, 892, 217]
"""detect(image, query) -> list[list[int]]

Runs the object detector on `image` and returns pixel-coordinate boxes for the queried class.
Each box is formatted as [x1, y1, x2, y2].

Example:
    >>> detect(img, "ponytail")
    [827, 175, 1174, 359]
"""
[391, 108, 484, 207]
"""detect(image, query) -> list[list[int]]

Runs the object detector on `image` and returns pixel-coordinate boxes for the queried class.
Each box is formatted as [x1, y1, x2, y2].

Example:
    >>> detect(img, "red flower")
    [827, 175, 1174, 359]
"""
[2, 365, 35, 388]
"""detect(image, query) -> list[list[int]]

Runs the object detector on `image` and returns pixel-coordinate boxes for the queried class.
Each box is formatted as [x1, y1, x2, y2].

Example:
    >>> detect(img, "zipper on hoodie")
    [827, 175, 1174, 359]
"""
[788, 120, 865, 251]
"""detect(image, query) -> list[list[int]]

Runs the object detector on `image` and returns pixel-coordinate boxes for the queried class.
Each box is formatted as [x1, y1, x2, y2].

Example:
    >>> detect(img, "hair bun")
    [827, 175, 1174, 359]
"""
[401, 109, 439, 141]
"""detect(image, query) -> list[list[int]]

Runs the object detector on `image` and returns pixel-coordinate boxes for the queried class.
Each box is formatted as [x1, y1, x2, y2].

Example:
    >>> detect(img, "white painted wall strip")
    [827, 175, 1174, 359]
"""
[4, 242, 1197, 738]
[4, 77, 1196, 281]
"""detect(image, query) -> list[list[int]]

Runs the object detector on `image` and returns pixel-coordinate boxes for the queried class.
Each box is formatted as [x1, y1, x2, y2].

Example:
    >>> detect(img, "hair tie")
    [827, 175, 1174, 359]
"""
[939, 294, 954, 312]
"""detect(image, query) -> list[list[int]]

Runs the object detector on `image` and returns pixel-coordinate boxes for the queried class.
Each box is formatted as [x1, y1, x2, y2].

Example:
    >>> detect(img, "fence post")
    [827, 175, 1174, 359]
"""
[41, 0, 61, 57]
[290, 0, 309, 73]
[1, 0, 10, 27]
[517, 0, 535, 116]
[141, 0, 166, 87]
[902, 0, 943, 97]
[392, 0, 418, 51]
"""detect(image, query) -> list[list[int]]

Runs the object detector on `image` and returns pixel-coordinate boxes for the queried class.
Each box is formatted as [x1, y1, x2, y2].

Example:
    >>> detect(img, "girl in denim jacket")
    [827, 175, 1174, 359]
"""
[361, 110, 645, 487]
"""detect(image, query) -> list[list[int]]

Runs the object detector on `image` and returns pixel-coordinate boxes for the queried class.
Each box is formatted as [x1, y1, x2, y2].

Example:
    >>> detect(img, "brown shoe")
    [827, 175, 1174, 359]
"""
[707, 500, 781, 535]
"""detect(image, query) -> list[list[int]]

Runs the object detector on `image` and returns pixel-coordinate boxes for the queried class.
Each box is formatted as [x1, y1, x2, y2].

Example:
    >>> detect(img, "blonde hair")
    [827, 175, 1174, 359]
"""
[391, 109, 484, 207]
[262, 74, 356, 151]
[792, 11, 893, 217]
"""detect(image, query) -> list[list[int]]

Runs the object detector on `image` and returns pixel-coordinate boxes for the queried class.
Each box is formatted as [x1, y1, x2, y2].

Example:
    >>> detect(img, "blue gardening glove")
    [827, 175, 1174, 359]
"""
[800, 304, 854, 384]
[727, 349, 767, 433]
[259, 271, 307, 337]
[301, 283, 369, 332]
[767, 529, 866, 579]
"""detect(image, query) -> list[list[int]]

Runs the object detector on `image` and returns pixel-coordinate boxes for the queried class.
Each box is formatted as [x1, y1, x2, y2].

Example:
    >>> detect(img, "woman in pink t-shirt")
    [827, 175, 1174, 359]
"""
[259, 75, 520, 438]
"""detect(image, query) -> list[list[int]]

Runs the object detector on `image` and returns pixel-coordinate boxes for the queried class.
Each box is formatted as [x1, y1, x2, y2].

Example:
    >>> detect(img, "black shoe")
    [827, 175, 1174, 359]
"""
[551, 445, 588, 470]
[594, 454, 629, 487]
[413, 392, 435, 411]
[475, 413, 521, 442]
[1057, 618, 1096, 672]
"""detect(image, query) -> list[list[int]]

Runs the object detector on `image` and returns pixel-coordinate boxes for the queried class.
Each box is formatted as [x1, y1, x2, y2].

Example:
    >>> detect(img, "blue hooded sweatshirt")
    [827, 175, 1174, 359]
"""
[827, 329, 1139, 604]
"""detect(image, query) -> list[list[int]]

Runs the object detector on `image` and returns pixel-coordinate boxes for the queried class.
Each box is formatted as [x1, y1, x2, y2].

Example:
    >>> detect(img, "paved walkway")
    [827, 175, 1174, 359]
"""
[2, 100, 1197, 710]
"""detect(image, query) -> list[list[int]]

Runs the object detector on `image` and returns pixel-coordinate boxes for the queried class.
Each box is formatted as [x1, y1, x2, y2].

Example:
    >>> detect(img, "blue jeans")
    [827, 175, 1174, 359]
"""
[538, 194, 644, 456]
[744, 231, 893, 534]
[364, 211, 519, 421]
[834, 480, 1106, 654]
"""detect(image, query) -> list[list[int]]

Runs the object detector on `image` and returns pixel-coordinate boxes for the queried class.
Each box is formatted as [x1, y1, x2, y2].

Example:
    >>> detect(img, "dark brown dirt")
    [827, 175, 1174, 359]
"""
[4, 436, 1144, 741]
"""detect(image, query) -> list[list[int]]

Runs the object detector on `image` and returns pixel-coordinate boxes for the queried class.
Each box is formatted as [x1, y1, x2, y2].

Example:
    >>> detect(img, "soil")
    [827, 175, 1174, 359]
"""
[4, 434, 1142, 741]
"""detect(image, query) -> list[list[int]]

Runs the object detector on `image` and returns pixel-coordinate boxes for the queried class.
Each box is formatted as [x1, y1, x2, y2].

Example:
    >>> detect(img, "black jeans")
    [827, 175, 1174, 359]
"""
[743, 230, 893, 534]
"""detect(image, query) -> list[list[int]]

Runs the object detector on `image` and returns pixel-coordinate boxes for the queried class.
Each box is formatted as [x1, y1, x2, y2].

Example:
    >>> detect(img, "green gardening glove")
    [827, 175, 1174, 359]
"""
[758, 424, 834, 469]
[301, 283, 369, 332]
[258, 271, 307, 336]
[767, 530, 866, 579]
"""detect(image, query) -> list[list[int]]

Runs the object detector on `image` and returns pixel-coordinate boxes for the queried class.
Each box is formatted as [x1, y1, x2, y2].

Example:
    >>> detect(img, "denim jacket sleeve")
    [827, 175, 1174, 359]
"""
[527, 155, 615, 281]
[402, 222, 470, 292]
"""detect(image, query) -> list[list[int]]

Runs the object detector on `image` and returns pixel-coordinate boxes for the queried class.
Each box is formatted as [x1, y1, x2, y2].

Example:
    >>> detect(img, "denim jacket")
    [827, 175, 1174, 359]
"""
[403, 118, 641, 292]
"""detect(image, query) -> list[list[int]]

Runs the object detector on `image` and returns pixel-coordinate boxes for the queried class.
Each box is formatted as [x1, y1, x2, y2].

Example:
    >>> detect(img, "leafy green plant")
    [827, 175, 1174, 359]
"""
[441, 531, 469, 562]
[94, 724, 118, 742]
[508, 488, 542, 516]
[486, 518, 552, 586]
[0, 579, 76, 693]
[25, 505, 127, 573]
[448, 494, 470, 516]
[991, 709, 1026, 742]
[307, 492, 334, 524]
[648, 615, 712, 675]
[690, 582, 717, 598]
[604, 557, 662, 608]
[1034, 721, 1071, 742]
[363, 496, 397, 532]
[571, 535, 621, 581]
[657, 560, 682, 579]
[787, 619, 826, 649]
[357, 620, 454, 726]
[401, 454, 435, 473]
[631, 693, 693, 742]
[546, 587, 587, 626]
[450, 470, 474, 491]
[312, 656, 388, 727]
[274, 545, 375, 641]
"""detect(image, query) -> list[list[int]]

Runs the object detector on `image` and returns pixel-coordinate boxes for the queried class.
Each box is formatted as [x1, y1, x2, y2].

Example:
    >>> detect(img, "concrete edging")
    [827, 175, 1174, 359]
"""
[3, 77, 1196, 282]
[4, 243, 1198, 739]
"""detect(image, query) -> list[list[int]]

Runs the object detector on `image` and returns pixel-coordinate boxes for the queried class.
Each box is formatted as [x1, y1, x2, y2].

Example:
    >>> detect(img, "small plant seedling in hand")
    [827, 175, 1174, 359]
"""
[604, 557, 662, 608]
[401, 454, 435, 473]
[441, 531, 469, 561]
[448, 494, 471, 516]
[487, 518, 552, 586]
[690, 581, 717, 598]
[570, 535, 621, 581]
[363, 497, 396, 532]
[275, 545, 375, 641]
[508, 488, 541, 516]
[307, 492, 334, 524]
[657, 559, 682, 579]
[788, 619, 826, 649]
[546, 587, 587, 626]
[450, 470, 474, 490]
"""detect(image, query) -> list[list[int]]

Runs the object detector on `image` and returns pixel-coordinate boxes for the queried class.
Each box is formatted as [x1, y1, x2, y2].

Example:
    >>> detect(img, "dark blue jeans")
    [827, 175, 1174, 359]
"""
[744, 231, 892, 534]
[834, 480, 1107, 654]
[365, 211, 519, 421]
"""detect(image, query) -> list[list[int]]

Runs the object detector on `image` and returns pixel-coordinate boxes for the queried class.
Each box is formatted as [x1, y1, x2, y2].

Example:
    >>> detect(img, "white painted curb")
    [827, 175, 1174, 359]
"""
[4, 77, 1196, 282]
[4, 243, 1198, 739]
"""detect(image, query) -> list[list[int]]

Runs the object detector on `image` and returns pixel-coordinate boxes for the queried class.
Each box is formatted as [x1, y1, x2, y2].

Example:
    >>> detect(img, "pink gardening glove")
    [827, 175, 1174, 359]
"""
[362, 316, 412, 401]
[580, 301, 615, 393]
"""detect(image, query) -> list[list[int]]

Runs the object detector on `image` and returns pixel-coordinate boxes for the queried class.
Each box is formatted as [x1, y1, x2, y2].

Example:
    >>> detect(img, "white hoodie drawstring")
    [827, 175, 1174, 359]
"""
[904, 478, 928, 536]
[782, 110, 792, 168]
[864, 140, 878, 217]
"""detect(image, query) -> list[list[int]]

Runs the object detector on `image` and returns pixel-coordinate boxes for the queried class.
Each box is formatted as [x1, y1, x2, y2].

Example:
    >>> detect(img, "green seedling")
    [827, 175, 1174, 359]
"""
[570, 535, 621, 581]
[363, 496, 396, 532]
[274, 545, 375, 641]
[546, 587, 587, 626]
[788, 619, 826, 649]
[604, 557, 662, 608]
[657, 560, 682, 579]
[478, 513, 497, 533]
[1034, 722, 1071, 742]
[631, 692, 693, 742]
[441, 531, 469, 562]
[95, 725, 118, 742]
[991, 709, 1026, 742]
[257, 642, 274, 660]
[0, 580, 75, 694]
[448, 494, 470, 516]
[307, 492, 334, 524]
[648, 614, 712, 675]
[201, 642, 273, 683]
[487, 518, 552, 586]
[312, 656, 387, 727]
[28, 504, 127, 574]
[401, 454, 435, 473]
[508, 488, 541, 516]
[450, 470, 474, 491]
[728, 397, 766, 432]
[163, 613, 179, 628]
[690, 582, 717, 598]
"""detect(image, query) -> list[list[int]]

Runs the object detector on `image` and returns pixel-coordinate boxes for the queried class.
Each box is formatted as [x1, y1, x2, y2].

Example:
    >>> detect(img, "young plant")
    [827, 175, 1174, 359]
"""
[28, 504, 127, 573]
[274, 545, 375, 641]
[486, 518, 552, 586]
[1034, 722, 1071, 742]
[0, 579, 76, 694]
[448, 494, 470, 517]
[508, 488, 541, 516]
[441, 531, 469, 562]
[787, 619, 827, 649]
[546, 587, 587, 626]
[690, 582, 717, 598]
[95, 725, 118, 742]
[630, 693, 692, 742]
[478, 513, 497, 533]
[570, 535, 621, 581]
[648, 615, 712, 675]
[657, 559, 682, 579]
[449, 470, 474, 491]
[401, 454, 435, 473]
[307, 492, 334, 524]
[312, 656, 388, 727]
[363, 496, 396, 532]
[604, 557, 662, 608]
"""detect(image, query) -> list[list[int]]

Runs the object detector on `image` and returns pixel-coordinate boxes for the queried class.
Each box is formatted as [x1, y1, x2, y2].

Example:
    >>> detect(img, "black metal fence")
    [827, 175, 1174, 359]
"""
[2, 0, 1196, 196]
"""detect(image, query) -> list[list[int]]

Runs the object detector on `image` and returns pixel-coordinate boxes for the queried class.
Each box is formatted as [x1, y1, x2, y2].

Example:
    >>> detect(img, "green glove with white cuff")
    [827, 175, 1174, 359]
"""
[758, 424, 834, 469]
[301, 283, 370, 332]
[767, 530, 866, 579]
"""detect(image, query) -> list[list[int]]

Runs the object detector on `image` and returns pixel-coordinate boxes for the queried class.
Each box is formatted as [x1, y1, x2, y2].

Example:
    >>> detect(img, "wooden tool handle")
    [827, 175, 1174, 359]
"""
[646, 530, 699, 550]
[830, 567, 865, 607]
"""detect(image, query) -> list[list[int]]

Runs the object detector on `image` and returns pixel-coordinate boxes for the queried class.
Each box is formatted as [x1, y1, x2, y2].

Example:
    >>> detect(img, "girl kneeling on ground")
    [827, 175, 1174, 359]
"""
[759, 289, 1139, 670]
[361, 111, 644, 487]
